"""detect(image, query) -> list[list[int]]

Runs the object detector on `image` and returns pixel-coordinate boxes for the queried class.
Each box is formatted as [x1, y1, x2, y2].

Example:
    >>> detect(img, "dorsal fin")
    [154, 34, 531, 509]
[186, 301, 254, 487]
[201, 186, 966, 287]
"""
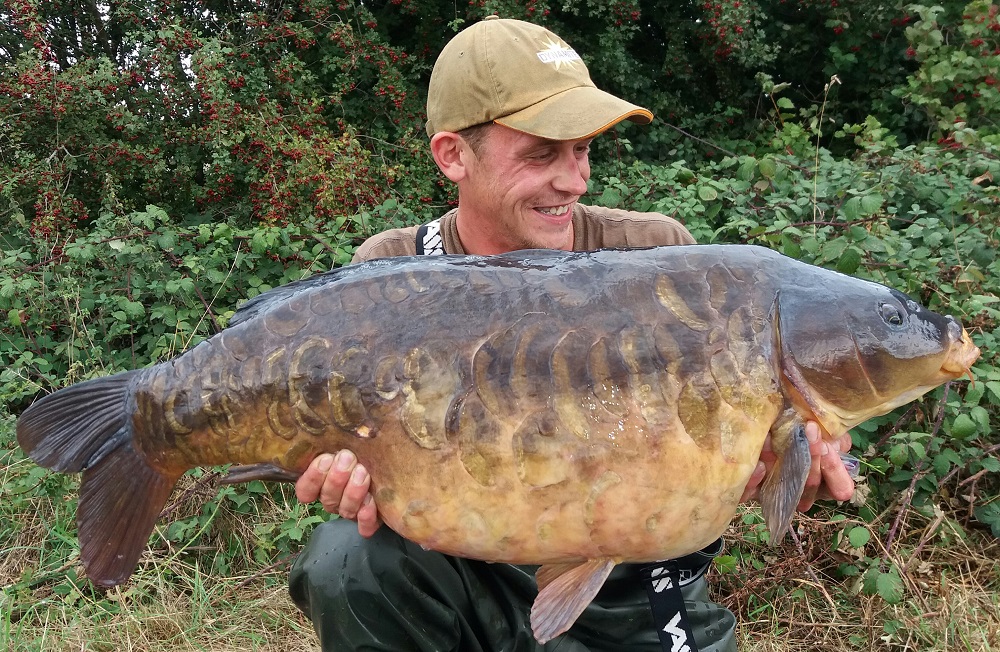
[230, 258, 385, 326]
[229, 266, 352, 327]
[230, 249, 578, 327]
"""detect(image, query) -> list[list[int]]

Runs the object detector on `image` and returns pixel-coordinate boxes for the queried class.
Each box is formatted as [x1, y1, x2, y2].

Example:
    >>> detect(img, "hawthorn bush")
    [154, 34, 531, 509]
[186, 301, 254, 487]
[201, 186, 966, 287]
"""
[5, 0, 996, 242]
[1, 0, 437, 237]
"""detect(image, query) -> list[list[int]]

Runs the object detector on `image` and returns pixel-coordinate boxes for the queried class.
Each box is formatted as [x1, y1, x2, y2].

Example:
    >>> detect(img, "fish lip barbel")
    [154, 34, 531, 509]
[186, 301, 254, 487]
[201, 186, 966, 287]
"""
[944, 326, 982, 377]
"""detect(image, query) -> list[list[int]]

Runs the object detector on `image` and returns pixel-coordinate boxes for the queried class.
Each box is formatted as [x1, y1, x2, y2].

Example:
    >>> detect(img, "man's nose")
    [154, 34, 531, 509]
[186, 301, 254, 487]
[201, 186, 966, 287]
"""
[552, 153, 589, 195]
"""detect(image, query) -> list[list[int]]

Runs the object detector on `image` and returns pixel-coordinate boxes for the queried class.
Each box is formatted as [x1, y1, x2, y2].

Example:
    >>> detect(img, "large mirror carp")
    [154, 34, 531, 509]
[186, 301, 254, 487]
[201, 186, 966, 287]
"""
[17, 244, 979, 642]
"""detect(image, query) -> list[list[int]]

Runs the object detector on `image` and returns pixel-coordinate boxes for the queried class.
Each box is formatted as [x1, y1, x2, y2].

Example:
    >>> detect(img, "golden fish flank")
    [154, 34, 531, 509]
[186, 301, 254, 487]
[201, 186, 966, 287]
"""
[17, 244, 980, 645]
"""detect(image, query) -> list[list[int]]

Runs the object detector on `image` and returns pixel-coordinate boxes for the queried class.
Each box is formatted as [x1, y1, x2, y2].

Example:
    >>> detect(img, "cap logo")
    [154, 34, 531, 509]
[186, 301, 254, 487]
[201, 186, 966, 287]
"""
[536, 39, 582, 70]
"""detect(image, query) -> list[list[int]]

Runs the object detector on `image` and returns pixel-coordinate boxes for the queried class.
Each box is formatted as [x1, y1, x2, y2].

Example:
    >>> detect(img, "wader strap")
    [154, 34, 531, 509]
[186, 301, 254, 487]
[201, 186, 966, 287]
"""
[638, 538, 723, 652]
[415, 218, 445, 256]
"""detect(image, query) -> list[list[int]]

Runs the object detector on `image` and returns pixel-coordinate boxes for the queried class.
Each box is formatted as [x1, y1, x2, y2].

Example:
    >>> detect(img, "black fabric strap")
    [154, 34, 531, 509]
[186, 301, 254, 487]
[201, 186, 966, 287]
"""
[415, 218, 444, 256]
[638, 538, 723, 652]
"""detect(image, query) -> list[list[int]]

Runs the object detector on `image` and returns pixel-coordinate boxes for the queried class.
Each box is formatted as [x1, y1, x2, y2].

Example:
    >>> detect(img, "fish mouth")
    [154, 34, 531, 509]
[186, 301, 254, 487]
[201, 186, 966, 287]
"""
[779, 327, 982, 440]
[941, 327, 981, 378]
[822, 327, 981, 434]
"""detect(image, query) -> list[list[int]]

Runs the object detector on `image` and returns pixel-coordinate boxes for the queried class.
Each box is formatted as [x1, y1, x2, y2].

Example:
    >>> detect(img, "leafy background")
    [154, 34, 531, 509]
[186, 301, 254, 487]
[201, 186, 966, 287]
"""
[1, 0, 998, 650]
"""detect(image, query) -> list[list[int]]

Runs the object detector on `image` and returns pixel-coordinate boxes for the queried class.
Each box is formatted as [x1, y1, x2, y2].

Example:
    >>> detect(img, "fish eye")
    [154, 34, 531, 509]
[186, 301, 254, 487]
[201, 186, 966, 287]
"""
[880, 303, 905, 327]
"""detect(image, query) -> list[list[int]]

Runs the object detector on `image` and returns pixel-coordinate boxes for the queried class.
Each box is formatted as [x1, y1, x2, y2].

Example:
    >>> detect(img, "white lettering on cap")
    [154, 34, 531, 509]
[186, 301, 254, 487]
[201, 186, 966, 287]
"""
[536, 40, 581, 69]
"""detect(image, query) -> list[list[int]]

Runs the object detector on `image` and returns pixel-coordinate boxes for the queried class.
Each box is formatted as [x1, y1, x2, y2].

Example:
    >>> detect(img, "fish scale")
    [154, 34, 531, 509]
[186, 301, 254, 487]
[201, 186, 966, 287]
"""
[16, 244, 979, 644]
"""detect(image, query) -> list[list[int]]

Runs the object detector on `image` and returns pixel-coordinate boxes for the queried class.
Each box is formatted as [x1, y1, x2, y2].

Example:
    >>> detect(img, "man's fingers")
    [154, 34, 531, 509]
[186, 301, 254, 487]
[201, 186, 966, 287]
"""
[293, 451, 384, 536]
[836, 432, 853, 454]
[317, 450, 359, 514]
[740, 461, 767, 503]
[337, 463, 371, 520]
[295, 453, 334, 504]
[818, 444, 856, 502]
[797, 426, 856, 509]
[751, 423, 857, 513]
[356, 495, 382, 538]
[797, 422, 826, 511]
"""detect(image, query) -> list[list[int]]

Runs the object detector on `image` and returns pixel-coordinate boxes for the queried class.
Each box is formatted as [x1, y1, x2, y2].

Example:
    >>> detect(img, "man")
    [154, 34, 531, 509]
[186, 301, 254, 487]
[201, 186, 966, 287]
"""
[289, 16, 855, 651]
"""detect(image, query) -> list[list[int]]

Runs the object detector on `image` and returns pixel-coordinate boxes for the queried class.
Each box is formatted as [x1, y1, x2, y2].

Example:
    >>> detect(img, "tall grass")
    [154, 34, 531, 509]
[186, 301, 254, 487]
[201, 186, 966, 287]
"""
[1, 412, 320, 652]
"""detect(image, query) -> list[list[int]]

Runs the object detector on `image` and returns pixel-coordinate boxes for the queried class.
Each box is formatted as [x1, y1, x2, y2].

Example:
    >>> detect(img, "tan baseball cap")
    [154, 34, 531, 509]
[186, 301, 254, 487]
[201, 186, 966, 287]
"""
[425, 16, 653, 140]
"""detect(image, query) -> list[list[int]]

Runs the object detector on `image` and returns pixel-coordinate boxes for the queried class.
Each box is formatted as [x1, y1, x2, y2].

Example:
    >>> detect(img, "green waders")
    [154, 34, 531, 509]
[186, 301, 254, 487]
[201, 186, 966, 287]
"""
[289, 519, 738, 651]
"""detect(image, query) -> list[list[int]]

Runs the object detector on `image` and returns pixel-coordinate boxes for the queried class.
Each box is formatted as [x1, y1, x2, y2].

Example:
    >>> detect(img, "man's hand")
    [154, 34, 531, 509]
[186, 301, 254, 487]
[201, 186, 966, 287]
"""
[739, 421, 855, 510]
[295, 451, 381, 538]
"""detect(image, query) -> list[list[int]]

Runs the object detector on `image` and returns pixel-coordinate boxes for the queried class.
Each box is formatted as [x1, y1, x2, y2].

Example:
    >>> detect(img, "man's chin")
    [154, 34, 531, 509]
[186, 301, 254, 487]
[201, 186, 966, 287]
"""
[522, 229, 574, 251]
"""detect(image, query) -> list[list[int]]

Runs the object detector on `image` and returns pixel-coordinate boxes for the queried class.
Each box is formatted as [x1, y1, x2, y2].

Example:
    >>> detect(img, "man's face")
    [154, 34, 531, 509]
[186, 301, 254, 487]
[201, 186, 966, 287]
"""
[460, 125, 592, 253]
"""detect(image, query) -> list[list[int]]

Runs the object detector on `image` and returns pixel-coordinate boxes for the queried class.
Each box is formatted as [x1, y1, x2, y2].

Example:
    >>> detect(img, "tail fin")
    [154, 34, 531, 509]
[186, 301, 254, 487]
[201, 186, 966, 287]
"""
[17, 371, 182, 586]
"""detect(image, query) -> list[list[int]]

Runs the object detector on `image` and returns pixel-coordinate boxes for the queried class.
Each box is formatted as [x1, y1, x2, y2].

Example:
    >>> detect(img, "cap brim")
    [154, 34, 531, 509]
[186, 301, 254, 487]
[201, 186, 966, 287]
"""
[494, 85, 653, 141]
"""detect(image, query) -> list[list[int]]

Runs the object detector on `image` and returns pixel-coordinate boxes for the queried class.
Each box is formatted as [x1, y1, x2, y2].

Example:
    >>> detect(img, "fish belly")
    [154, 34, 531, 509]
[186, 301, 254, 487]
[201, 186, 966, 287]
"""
[366, 387, 778, 563]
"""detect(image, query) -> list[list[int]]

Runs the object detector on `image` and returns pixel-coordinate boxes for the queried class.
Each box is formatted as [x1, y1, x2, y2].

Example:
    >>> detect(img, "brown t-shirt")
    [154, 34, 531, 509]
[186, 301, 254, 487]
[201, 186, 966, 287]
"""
[351, 204, 695, 263]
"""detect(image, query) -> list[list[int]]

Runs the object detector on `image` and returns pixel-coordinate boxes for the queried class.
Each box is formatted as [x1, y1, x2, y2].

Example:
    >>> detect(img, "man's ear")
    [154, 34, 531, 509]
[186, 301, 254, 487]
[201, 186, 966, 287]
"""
[430, 131, 471, 183]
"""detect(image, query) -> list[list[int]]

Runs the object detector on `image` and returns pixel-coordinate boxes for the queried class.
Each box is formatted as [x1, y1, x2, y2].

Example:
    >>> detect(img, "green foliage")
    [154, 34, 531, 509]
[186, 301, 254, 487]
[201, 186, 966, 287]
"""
[864, 564, 906, 604]
[0, 203, 389, 407]
[3, 2, 999, 648]
[0, 0, 441, 238]
[975, 500, 1000, 536]
[4, 0, 994, 239]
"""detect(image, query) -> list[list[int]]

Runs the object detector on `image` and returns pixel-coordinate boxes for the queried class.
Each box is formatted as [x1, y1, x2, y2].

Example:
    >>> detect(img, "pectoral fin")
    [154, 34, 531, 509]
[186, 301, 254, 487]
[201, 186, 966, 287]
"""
[531, 558, 616, 644]
[220, 463, 302, 484]
[759, 418, 811, 545]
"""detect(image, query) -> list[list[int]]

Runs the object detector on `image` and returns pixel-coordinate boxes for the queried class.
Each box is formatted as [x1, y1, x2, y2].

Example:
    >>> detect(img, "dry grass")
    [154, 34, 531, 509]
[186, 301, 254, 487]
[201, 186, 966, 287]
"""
[5, 507, 997, 651]
[4, 580, 317, 652]
[3, 413, 998, 651]
[721, 507, 1000, 652]
[1, 428, 319, 652]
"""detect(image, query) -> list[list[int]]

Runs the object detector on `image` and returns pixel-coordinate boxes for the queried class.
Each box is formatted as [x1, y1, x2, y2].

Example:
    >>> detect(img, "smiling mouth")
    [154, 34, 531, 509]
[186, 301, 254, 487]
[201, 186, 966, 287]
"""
[536, 204, 571, 217]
